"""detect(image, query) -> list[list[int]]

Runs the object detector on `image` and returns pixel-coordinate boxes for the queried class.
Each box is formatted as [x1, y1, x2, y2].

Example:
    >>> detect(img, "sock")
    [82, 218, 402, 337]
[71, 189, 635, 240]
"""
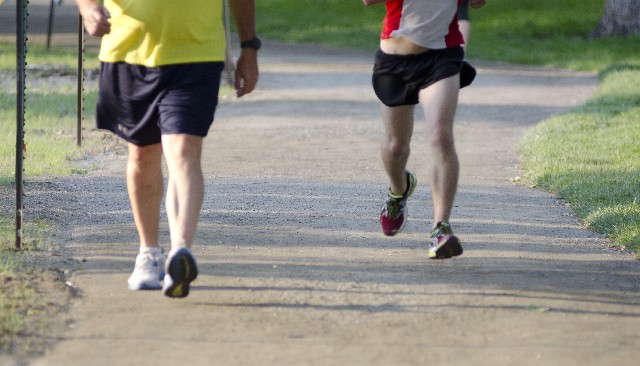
[388, 190, 404, 200]
[140, 246, 163, 256]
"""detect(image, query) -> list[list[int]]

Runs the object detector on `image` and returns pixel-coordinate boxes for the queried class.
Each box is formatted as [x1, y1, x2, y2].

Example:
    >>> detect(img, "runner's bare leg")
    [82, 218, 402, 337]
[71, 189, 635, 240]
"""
[162, 134, 204, 249]
[126, 143, 164, 249]
[380, 104, 415, 196]
[418, 75, 460, 225]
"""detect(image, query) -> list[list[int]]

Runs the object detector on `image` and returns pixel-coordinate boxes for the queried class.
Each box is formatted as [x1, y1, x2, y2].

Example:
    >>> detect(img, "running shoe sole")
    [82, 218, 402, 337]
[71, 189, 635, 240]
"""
[163, 248, 198, 298]
[128, 282, 162, 291]
[428, 235, 463, 259]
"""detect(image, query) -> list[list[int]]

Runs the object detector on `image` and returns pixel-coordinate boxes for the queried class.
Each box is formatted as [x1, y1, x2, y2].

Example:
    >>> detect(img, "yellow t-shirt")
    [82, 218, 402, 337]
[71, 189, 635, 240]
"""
[99, 0, 225, 67]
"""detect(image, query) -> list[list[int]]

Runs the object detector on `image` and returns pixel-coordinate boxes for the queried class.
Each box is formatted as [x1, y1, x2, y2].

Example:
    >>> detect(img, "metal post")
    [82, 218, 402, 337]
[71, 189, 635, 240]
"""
[46, 0, 55, 49]
[77, 14, 84, 147]
[16, 0, 28, 250]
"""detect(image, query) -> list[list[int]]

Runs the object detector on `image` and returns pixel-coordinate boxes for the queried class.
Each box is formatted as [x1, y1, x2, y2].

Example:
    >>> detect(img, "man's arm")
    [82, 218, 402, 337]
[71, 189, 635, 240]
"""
[228, 0, 259, 97]
[75, 0, 110, 37]
[362, 0, 386, 6]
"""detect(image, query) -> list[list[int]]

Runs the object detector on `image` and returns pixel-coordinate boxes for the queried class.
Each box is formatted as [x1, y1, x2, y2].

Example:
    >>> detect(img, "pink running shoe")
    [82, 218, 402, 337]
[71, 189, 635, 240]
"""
[428, 222, 463, 259]
[380, 171, 417, 236]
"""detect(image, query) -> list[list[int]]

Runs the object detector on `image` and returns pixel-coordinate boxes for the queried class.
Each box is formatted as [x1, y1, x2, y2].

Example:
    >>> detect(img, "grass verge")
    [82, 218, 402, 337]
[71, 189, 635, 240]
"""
[519, 65, 640, 255]
[1, 42, 100, 358]
[0, 43, 100, 71]
[0, 89, 99, 183]
[1, 216, 75, 358]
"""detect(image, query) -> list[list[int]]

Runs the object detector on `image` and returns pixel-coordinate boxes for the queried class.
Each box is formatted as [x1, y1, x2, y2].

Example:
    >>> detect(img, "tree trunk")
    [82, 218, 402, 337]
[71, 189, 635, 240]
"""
[591, 0, 640, 37]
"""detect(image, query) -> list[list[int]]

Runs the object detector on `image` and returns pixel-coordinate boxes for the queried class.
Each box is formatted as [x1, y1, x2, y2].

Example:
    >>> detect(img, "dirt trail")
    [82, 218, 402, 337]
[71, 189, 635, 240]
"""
[3, 2, 640, 365]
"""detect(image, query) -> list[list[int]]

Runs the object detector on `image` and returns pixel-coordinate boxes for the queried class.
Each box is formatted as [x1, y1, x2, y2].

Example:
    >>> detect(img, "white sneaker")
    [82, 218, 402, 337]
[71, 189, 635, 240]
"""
[127, 249, 166, 290]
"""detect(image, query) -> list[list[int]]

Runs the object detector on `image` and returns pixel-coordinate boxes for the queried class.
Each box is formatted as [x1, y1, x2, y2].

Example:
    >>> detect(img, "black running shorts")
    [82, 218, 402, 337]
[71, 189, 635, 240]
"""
[372, 46, 475, 107]
[96, 61, 224, 146]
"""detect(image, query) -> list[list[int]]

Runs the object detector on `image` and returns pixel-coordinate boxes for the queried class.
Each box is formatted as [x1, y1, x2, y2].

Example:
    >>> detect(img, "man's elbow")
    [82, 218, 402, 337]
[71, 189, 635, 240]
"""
[363, 0, 384, 6]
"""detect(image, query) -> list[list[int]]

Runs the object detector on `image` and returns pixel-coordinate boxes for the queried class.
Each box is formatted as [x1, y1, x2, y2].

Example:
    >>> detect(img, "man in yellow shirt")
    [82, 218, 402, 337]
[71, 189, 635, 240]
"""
[75, 0, 259, 298]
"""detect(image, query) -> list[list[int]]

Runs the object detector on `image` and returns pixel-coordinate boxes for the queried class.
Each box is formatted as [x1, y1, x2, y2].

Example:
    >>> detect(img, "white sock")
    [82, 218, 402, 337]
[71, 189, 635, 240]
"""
[140, 246, 163, 256]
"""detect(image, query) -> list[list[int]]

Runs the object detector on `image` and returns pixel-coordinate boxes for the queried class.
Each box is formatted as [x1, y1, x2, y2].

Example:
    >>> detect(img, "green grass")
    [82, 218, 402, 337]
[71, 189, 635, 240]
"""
[0, 43, 100, 71]
[256, 0, 385, 50]
[1, 42, 100, 183]
[256, 0, 639, 73]
[469, 0, 639, 71]
[0, 90, 98, 183]
[0, 256, 29, 352]
[0, 249, 33, 352]
[1, 216, 60, 355]
[519, 66, 640, 254]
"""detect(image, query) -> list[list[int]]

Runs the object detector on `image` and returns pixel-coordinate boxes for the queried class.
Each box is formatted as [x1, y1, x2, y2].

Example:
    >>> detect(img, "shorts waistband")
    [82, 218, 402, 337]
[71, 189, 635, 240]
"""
[376, 46, 463, 61]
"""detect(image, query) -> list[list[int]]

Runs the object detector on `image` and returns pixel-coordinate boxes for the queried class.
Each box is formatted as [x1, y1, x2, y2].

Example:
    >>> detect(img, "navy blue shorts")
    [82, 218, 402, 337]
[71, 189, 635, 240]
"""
[96, 62, 224, 146]
[372, 46, 475, 107]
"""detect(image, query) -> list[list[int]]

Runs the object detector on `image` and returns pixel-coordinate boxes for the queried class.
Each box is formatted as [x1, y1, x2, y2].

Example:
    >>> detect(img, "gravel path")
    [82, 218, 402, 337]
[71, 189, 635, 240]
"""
[3, 2, 640, 365]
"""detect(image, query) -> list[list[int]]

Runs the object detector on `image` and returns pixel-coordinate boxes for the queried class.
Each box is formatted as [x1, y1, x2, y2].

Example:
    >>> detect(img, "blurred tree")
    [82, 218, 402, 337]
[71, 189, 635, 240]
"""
[591, 0, 640, 37]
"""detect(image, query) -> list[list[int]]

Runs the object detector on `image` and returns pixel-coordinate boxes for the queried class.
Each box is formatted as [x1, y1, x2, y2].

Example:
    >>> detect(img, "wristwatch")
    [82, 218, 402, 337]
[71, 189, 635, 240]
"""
[240, 37, 261, 51]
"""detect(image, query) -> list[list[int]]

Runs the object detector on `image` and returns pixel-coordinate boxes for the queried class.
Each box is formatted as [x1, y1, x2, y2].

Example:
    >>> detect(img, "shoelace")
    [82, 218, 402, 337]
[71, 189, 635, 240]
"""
[430, 223, 453, 238]
[385, 197, 401, 218]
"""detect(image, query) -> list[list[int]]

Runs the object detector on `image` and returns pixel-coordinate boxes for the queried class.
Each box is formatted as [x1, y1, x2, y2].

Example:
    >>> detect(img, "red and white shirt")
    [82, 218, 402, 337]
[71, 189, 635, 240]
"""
[381, 0, 464, 49]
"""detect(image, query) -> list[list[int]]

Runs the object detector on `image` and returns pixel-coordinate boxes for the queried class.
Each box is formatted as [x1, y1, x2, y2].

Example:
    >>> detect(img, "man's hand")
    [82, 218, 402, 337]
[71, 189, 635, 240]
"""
[76, 0, 111, 37]
[234, 49, 259, 97]
[469, 0, 487, 9]
[229, 0, 259, 97]
[362, 0, 386, 6]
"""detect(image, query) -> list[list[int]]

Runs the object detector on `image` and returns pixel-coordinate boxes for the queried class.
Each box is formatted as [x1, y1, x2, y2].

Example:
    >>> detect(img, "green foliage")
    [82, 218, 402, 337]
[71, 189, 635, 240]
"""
[457, 0, 639, 71]
[257, 0, 384, 50]
[257, 0, 640, 72]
